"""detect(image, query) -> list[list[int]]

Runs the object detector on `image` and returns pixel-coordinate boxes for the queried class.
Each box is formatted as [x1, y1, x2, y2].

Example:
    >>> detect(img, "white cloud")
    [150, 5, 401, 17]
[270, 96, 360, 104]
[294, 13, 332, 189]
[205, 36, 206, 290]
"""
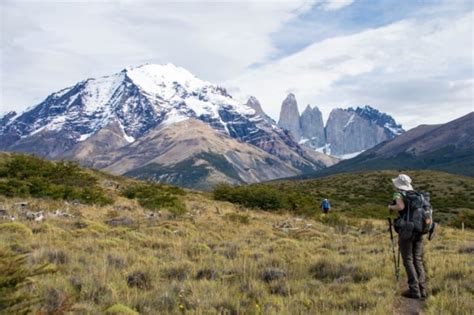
[321, 0, 354, 11]
[1, 0, 472, 131]
[0, 0, 320, 112]
[226, 11, 474, 129]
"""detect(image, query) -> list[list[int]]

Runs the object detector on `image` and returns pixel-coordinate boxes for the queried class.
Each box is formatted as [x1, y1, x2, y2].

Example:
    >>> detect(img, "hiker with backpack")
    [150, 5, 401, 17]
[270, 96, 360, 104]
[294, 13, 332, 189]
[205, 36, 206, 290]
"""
[320, 198, 330, 214]
[388, 174, 436, 299]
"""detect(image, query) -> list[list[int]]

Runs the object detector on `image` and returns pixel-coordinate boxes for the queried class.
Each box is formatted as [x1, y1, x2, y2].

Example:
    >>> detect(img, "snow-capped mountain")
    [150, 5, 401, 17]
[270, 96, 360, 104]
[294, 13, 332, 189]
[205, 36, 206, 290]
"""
[0, 64, 336, 189]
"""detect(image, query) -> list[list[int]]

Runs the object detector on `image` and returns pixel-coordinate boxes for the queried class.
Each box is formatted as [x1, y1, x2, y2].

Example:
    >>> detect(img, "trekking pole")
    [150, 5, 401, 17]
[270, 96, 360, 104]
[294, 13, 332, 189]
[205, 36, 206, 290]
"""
[387, 217, 400, 281]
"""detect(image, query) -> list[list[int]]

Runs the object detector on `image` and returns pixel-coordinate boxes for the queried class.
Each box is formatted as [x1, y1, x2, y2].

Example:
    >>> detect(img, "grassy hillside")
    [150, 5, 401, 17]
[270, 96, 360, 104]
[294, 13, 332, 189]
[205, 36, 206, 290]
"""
[299, 147, 474, 179]
[215, 170, 474, 228]
[1, 154, 473, 314]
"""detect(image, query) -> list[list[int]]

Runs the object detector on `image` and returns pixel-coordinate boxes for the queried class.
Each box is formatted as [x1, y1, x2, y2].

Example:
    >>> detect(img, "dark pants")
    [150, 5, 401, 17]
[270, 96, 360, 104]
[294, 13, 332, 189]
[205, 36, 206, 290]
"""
[322, 208, 329, 214]
[399, 234, 426, 294]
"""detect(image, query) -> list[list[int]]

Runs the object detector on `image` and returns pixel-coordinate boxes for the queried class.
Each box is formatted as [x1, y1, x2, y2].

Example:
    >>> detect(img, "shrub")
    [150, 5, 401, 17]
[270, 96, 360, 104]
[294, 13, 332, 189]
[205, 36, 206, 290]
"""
[41, 288, 75, 314]
[309, 259, 372, 283]
[261, 268, 286, 283]
[196, 268, 218, 280]
[214, 184, 285, 211]
[121, 183, 186, 214]
[225, 212, 250, 224]
[127, 271, 152, 289]
[162, 264, 191, 281]
[0, 154, 112, 205]
[47, 250, 69, 265]
[0, 222, 32, 238]
[105, 303, 139, 315]
[0, 248, 54, 313]
[214, 184, 317, 214]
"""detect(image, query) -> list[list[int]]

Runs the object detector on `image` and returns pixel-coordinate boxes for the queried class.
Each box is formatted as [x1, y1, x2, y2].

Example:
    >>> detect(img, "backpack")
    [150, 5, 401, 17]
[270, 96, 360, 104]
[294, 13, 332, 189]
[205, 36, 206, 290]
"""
[400, 191, 434, 235]
[322, 200, 330, 209]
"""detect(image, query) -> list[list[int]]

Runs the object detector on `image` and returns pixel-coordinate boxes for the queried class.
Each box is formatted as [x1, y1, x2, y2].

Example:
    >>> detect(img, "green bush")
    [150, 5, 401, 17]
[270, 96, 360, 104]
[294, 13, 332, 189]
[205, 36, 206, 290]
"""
[213, 184, 317, 214]
[0, 248, 54, 314]
[105, 303, 139, 315]
[121, 183, 186, 214]
[0, 154, 112, 205]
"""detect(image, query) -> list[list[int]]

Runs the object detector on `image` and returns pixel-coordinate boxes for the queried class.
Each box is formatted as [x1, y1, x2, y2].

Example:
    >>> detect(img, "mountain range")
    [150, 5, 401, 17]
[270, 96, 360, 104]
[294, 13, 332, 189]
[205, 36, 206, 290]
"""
[0, 64, 336, 189]
[276, 93, 404, 156]
[299, 112, 474, 178]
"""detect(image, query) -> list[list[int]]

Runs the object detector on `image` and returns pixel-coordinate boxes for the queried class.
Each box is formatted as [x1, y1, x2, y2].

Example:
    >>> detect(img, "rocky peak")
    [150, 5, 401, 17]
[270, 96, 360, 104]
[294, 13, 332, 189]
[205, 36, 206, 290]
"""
[300, 105, 325, 148]
[278, 93, 301, 140]
[246, 96, 275, 124]
[351, 105, 404, 136]
[325, 107, 396, 156]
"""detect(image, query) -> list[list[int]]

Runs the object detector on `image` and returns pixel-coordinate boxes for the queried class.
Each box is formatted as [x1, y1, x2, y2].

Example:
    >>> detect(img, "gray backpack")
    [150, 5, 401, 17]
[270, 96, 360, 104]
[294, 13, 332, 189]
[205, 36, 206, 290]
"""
[395, 191, 434, 239]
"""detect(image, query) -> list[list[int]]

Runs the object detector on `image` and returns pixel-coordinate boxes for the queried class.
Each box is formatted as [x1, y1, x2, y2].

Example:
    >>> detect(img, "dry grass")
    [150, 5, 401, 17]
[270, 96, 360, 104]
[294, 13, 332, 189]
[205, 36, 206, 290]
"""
[1, 191, 473, 314]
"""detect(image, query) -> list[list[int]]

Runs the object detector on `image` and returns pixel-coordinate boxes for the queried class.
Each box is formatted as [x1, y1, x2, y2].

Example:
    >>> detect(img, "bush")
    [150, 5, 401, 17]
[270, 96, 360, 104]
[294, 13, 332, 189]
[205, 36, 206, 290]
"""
[225, 213, 250, 224]
[126, 271, 152, 290]
[105, 303, 139, 315]
[0, 223, 32, 238]
[261, 268, 286, 283]
[0, 247, 54, 313]
[309, 259, 372, 283]
[213, 184, 316, 214]
[121, 183, 186, 214]
[0, 154, 112, 205]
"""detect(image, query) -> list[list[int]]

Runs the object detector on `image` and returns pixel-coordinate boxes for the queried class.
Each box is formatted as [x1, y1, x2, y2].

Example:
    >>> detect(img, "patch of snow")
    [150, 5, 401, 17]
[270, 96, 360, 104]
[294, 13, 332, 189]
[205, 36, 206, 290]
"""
[334, 150, 365, 160]
[161, 108, 189, 126]
[185, 98, 217, 117]
[123, 133, 135, 143]
[299, 138, 309, 145]
[52, 86, 73, 99]
[315, 143, 331, 155]
[78, 132, 94, 142]
[118, 121, 135, 143]
[127, 63, 209, 99]
[343, 114, 355, 129]
[384, 123, 403, 135]
[27, 125, 48, 137]
[81, 73, 124, 113]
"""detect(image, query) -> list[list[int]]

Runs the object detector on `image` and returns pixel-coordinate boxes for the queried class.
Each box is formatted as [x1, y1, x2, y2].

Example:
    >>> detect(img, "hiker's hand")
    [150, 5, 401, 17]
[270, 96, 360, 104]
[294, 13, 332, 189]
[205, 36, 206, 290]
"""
[387, 205, 393, 212]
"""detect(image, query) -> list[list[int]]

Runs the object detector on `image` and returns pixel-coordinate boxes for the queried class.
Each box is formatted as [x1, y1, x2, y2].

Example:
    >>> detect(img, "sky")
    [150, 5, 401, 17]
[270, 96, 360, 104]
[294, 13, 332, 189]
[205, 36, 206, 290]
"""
[1, 0, 473, 129]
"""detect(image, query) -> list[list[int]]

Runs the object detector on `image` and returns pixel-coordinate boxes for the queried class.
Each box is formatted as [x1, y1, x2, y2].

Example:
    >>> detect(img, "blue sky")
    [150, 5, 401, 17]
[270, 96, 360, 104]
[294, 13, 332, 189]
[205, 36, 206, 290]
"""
[1, 0, 473, 129]
[270, 0, 450, 59]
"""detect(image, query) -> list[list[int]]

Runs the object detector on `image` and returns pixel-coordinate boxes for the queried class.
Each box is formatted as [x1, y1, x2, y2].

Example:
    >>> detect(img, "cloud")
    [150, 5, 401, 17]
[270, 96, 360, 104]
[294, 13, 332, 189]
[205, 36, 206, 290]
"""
[321, 0, 354, 11]
[1, 0, 472, 131]
[0, 0, 320, 111]
[226, 10, 474, 129]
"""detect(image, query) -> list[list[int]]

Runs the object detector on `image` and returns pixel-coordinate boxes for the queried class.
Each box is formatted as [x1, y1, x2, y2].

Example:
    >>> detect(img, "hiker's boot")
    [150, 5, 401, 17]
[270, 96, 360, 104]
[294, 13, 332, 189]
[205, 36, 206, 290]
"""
[428, 223, 437, 241]
[401, 289, 421, 299]
[420, 288, 428, 299]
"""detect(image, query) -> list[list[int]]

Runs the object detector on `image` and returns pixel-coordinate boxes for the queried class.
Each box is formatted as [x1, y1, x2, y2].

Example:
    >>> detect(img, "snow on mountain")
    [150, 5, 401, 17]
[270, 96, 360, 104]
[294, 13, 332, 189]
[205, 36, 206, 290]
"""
[0, 63, 335, 188]
[352, 105, 404, 136]
[0, 63, 260, 145]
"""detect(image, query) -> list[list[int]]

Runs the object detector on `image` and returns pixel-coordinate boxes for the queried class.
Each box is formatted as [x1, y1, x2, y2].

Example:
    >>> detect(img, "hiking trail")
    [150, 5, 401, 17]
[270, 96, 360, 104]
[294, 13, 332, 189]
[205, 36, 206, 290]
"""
[393, 282, 425, 315]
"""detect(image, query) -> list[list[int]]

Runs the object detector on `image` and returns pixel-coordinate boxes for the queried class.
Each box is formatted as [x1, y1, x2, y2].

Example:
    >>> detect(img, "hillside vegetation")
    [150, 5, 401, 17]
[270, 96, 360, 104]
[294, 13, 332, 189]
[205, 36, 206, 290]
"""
[0, 153, 473, 314]
[215, 170, 474, 228]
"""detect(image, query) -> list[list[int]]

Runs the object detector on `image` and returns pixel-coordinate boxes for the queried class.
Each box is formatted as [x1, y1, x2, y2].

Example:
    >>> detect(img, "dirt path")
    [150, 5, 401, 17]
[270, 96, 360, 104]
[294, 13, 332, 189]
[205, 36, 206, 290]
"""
[393, 283, 425, 315]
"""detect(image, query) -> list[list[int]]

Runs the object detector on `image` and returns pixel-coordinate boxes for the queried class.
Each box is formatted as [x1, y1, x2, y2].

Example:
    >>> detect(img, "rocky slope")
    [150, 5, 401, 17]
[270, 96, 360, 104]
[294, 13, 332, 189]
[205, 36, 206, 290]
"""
[300, 112, 474, 178]
[0, 64, 336, 189]
[246, 96, 275, 125]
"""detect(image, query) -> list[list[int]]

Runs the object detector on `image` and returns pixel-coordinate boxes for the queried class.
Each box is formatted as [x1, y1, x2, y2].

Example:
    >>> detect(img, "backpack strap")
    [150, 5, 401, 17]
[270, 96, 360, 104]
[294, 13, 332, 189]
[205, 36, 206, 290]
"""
[400, 191, 410, 222]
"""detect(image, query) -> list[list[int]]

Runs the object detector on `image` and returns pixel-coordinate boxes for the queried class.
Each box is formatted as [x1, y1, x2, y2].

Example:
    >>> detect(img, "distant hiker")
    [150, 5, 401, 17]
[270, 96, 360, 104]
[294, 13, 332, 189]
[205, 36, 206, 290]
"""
[388, 174, 434, 299]
[320, 198, 330, 214]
